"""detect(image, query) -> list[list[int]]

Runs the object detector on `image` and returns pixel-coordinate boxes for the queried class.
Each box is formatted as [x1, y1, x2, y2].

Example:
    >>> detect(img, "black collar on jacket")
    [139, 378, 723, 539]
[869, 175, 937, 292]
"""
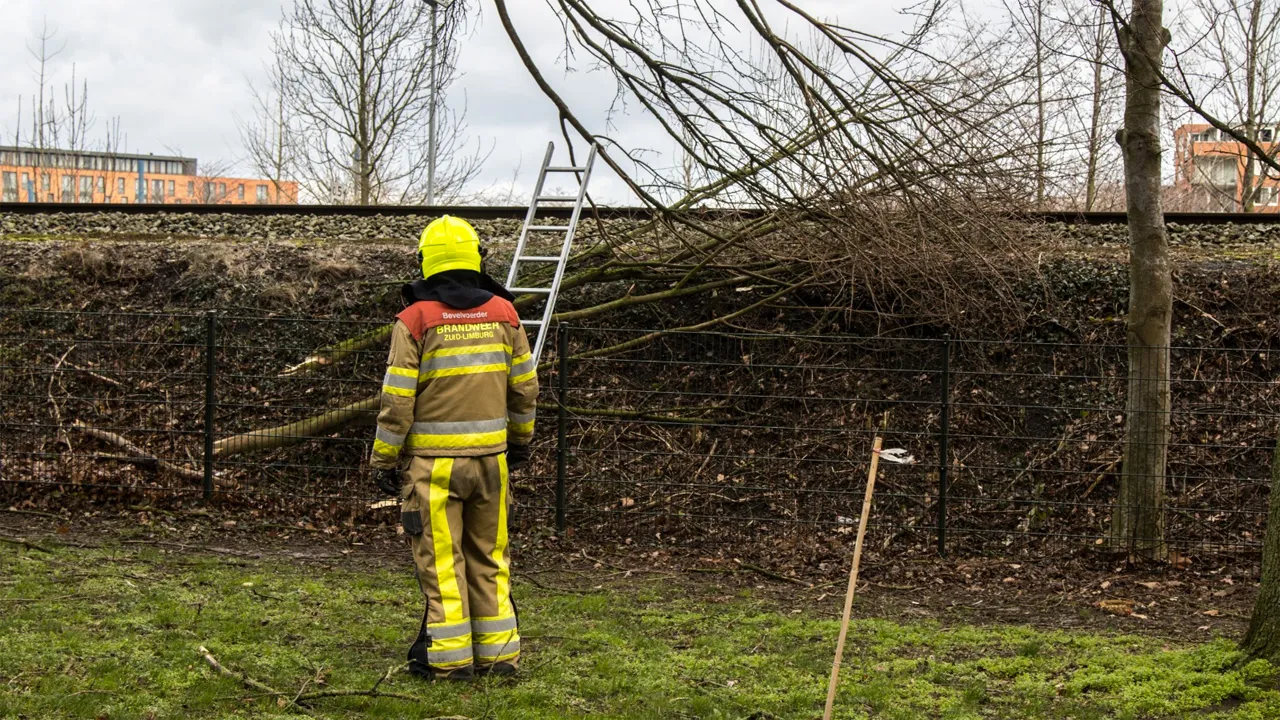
[400, 269, 516, 310]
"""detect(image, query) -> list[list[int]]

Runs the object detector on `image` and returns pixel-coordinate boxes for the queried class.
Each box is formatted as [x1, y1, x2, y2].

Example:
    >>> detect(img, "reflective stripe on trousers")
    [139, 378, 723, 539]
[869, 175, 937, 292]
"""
[473, 614, 520, 662]
[426, 458, 473, 667]
[475, 453, 519, 663]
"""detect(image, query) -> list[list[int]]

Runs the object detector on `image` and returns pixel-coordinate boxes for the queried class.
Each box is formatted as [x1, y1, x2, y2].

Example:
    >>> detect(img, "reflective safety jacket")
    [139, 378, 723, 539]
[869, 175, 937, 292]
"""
[370, 296, 539, 469]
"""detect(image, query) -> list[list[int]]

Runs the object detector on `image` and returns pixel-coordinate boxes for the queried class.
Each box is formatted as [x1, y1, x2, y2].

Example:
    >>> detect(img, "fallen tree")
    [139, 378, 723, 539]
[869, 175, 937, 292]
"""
[203, 0, 1049, 458]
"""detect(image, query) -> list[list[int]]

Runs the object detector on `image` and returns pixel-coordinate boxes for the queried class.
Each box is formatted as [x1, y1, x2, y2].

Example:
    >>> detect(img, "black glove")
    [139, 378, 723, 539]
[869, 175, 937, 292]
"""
[374, 468, 403, 497]
[506, 444, 531, 469]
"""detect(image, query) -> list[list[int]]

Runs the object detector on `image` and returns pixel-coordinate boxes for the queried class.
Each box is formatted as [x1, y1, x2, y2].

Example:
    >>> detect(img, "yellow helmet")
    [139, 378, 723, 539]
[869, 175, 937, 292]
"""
[418, 215, 482, 278]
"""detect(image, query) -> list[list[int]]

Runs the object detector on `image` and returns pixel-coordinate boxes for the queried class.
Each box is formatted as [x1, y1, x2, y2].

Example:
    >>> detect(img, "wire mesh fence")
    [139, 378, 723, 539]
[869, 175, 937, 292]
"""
[1, 308, 1277, 559]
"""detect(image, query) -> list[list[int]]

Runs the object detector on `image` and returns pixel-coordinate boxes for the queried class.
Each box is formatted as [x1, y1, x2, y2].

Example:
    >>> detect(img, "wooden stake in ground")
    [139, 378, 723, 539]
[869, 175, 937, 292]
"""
[822, 434, 882, 720]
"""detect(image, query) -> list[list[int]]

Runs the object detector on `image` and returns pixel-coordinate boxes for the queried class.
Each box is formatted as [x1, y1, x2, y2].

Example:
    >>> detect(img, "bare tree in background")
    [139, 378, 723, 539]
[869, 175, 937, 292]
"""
[1075, 1, 1125, 210]
[1085, 0, 1280, 560]
[238, 58, 301, 204]
[264, 0, 484, 204]
[4, 23, 126, 205]
[4, 21, 64, 202]
[24, 19, 64, 154]
[1189, 0, 1280, 211]
[192, 159, 240, 205]
[998, 0, 1125, 209]
[60, 64, 92, 154]
[1005, 0, 1062, 206]
[99, 116, 127, 202]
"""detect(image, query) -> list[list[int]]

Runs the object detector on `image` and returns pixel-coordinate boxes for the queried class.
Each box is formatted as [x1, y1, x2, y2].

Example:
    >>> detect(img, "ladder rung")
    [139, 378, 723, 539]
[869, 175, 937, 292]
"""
[517, 256, 561, 262]
[536, 195, 579, 202]
[509, 287, 552, 294]
[521, 319, 544, 326]
[526, 225, 571, 231]
[546, 166, 588, 172]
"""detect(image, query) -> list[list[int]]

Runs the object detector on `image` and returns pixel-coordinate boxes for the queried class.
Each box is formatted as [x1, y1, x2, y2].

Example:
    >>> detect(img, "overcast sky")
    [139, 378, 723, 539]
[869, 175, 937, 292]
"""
[1, 1, 912, 204]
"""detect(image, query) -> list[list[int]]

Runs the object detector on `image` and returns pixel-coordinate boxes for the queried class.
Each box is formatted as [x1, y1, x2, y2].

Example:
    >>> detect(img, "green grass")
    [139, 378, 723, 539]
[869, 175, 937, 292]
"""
[1, 543, 1278, 719]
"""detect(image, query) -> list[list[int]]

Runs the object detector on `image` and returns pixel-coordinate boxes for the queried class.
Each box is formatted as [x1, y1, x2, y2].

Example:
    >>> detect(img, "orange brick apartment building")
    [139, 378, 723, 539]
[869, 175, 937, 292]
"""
[0, 146, 297, 205]
[1173, 124, 1280, 212]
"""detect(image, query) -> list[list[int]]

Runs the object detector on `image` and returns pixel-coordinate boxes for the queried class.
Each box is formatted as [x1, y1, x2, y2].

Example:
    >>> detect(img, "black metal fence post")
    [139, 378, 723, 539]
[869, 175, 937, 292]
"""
[556, 323, 570, 534]
[203, 310, 216, 500]
[937, 333, 952, 556]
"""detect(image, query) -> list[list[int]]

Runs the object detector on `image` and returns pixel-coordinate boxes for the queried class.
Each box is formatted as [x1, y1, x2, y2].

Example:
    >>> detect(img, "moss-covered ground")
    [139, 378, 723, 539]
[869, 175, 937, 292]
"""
[1, 542, 1278, 719]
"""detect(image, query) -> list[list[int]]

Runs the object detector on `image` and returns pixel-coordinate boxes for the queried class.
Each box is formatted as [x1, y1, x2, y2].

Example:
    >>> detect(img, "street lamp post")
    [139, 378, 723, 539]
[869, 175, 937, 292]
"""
[423, 0, 456, 207]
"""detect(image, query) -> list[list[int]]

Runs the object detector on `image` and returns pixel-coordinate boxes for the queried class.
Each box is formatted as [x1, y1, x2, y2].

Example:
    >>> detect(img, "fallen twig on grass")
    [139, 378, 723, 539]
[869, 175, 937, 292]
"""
[0, 592, 85, 604]
[521, 573, 589, 595]
[122, 540, 257, 557]
[735, 560, 812, 588]
[0, 536, 53, 553]
[199, 645, 288, 699]
[199, 647, 459, 713]
[367, 662, 405, 696]
[290, 688, 438, 704]
[248, 587, 285, 602]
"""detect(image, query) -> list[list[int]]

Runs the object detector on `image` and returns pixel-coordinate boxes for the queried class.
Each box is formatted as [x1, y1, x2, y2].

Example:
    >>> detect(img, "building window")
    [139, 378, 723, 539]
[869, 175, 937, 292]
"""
[1262, 129, 1275, 143]
[80, 175, 94, 202]
[1193, 156, 1236, 187]
[152, 179, 164, 202]
[168, 180, 175, 197]
[62, 175, 75, 202]
[218, 182, 226, 200]
[41, 173, 50, 192]
[117, 177, 126, 195]
[237, 184, 245, 201]
[1, 172, 17, 202]
[187, 180, 195, 197]
[256, 185, 269, 203]
[97, 177, 106, 195]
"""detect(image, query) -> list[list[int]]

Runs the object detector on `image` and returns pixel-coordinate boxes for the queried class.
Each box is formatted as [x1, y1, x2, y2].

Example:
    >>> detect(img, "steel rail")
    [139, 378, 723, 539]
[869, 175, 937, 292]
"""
[5, 202, 1280, 224]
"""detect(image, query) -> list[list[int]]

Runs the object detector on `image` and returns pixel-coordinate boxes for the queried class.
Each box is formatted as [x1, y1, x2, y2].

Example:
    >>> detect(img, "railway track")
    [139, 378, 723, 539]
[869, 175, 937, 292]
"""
[4, 201, 1280, 225]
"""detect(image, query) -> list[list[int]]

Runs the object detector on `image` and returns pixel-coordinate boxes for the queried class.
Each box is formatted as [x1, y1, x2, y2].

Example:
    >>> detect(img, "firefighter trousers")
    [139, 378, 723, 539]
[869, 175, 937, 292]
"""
[401, 454, 519, 677]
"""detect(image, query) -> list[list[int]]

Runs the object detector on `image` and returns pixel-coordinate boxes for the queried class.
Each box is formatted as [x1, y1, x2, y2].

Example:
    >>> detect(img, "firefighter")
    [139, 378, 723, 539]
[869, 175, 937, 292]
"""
[370, 215, 538, 681]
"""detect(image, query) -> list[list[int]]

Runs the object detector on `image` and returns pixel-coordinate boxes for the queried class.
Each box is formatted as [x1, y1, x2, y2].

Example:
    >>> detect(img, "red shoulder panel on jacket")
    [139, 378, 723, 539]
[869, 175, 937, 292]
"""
[397, 298, 520, 340]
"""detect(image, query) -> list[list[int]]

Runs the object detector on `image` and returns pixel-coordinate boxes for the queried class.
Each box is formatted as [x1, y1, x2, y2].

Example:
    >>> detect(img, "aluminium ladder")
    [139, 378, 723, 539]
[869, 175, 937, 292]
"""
[504, 141, 598, 364]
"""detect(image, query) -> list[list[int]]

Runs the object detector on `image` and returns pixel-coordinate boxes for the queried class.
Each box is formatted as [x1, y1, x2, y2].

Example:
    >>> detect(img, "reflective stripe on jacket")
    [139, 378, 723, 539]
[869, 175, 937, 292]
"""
[370, 297, 539, 468]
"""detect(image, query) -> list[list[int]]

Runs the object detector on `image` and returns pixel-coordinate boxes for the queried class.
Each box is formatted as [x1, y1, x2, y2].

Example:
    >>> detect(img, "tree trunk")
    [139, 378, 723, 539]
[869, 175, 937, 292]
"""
[1112, 0, 1171, 562]
[1241, 0, 1262, 212]
[1243, 427, 1280, 661]
[1085, 5, 1107, 212]
[1033, 0, 1047, 208]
